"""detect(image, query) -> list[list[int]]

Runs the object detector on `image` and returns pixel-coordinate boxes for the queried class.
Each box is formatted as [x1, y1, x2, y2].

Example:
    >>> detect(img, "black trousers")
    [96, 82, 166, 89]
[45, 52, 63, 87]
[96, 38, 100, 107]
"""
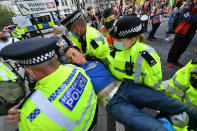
[148, 22, 161, 38]
[167, 32, 195, 63]
[142, 20, 148, 32]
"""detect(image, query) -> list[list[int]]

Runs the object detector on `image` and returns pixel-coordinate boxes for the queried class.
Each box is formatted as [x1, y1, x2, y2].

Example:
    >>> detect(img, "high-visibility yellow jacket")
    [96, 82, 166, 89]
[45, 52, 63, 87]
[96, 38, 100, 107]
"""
[0, 62, 17, 82]
[70, 25, 110, 60]
[166, 58, 197, 111]
[106, 41, 163, 91]
[19, 65, 97, 131]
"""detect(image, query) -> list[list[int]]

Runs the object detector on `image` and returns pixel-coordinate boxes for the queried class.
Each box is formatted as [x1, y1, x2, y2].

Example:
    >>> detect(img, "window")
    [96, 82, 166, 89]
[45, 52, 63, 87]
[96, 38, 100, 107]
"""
[61, 0, 65, 6]
[64, 0, 68, 5]
[30, 15, 51, 25]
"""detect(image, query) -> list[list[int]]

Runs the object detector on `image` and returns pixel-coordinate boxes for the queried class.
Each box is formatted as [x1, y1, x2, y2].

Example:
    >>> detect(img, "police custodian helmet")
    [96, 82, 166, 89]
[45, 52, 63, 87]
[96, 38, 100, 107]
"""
[0, 38, 57, 65]
[110, 15, 144, 39]
[60, 10, 81, 29]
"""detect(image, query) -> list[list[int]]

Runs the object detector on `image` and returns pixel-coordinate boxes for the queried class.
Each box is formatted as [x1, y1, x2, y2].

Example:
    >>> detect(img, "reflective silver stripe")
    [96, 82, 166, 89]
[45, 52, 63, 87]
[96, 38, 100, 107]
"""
[31, 88, 96, 130]
[30, 89, 74, 129]
[152, 80, 162, 89]
[166, 86, 184, 97]
[134, 47, 156, 83]
[93, 37, 104, 43]
[173, 77, 188, 92]
[10, 74, 16, 80]
[81, 92, 97, 131]
[85, 62, 98, 71]
[0, 64, 9, 81]
[192, 66, 197, 72]
[134, 55, 143, 83]
[185, 94, 197, 111]
[64, 64, 83, 72]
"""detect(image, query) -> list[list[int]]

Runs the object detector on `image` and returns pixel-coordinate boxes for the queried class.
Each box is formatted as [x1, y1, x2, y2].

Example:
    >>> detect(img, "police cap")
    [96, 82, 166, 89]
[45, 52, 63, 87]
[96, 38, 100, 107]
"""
[110, 15, 144, 39]
[60, 10, 81, 28]
[0, 38, 57, 65]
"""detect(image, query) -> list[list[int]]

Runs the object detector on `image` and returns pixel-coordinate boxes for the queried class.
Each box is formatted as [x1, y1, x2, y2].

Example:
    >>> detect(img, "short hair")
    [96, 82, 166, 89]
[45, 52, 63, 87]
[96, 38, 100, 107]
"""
[52, 25, 62, 34]
[71, 16, 86, 29]
[63, 46, 81, 55]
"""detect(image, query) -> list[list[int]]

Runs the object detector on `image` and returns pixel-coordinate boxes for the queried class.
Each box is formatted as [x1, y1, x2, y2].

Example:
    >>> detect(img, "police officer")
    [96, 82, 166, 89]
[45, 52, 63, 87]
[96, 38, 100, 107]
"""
[11, 27, 22, 40]
[60, 10, 110, 61]
[99, 8, 116, 47]
[167, 0, 197, 68]
[1, 38, 97, 131]
[166, 56, 197, 111]
[107, 15, 163, 91]
[165, 57, 197, 131]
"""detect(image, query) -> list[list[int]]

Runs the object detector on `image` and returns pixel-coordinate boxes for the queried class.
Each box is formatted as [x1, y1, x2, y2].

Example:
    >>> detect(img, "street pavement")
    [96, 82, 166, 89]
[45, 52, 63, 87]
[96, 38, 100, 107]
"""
[0, 17, 196, 131]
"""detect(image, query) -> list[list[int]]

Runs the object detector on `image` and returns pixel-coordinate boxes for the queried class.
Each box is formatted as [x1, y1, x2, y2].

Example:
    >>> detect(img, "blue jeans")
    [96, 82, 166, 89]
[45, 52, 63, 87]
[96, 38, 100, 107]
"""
[106, 82, 197, 131]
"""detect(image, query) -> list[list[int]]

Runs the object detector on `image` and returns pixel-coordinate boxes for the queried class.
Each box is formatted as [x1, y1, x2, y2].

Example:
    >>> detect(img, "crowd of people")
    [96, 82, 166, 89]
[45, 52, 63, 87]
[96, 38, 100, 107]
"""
[0, 0, 197, 130]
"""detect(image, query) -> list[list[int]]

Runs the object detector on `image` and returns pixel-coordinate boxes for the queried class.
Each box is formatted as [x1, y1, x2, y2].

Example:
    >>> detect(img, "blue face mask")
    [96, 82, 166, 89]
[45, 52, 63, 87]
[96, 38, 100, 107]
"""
[71, 32, 80, 39]
[5, 33, 11, 37]
[114, 41, 125, 50]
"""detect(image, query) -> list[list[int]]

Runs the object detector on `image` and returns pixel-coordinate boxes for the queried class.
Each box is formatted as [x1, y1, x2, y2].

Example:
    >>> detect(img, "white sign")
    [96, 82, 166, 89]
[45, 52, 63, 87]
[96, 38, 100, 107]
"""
[16, 0, 57, 15]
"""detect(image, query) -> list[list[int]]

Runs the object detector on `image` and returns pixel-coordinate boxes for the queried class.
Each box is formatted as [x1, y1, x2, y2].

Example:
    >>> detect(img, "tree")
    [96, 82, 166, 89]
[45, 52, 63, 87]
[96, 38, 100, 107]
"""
[0, 5, 15, 30]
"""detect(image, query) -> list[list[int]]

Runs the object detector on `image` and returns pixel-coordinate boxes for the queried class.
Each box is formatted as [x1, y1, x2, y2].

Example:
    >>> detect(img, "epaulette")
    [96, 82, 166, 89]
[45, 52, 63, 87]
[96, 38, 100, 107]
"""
[141, 51, 157, 67]
[191, 57, 197, 64]
[110, 48, 116, 58]
[90, 40, 99, 49]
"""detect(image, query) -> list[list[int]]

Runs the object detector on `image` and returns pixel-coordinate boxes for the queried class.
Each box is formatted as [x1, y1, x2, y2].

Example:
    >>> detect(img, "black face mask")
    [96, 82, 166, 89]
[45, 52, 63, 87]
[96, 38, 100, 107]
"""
[0, 36, 8, 42]
[104, 19, 115, 30]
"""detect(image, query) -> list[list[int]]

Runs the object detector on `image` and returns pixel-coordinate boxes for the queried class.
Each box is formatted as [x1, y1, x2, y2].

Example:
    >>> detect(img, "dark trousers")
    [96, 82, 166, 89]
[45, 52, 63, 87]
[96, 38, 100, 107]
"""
[142, 20, 148, 32]
[167, 33, 195, 63]
[148, 22, 161, 38]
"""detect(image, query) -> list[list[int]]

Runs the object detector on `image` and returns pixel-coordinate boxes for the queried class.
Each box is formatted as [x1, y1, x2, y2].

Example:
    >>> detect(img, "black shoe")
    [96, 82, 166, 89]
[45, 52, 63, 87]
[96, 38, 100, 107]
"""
[153, 37, 157, 39]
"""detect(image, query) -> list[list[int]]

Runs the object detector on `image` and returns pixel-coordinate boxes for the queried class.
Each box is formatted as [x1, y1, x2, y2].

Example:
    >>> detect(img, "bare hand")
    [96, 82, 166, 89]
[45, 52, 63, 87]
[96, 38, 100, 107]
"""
[7, 99, 24, 125]
[58, 42, 64, 47]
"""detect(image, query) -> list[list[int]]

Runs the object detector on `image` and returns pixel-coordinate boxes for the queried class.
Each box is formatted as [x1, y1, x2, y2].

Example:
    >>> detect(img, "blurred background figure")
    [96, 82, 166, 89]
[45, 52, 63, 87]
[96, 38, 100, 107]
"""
[165, 0, 183, 41]
[99, 8, 116, 47]
[148, 0, 168, 41]
[141, 0, 151, 32]
[0, 30, 19, 51]
[52, 25, 72, 64]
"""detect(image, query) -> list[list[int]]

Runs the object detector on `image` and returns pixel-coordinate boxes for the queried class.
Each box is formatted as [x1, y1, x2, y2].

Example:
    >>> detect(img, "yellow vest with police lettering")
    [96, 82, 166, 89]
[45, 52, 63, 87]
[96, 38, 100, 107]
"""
[106, 41, 163, 91]
[19, 65, 97, 131]
[0, 62, 17, 82]
[165, 60, 197, 111]
[70, 25, 110, 59]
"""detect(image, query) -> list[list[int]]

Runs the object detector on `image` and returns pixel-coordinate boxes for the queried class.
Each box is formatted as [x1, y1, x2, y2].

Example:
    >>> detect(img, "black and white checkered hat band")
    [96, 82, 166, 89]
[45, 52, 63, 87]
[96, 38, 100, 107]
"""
[119, 24, 142, 37]
[18, 50, 55, 65]
[64, 12, 81, 27]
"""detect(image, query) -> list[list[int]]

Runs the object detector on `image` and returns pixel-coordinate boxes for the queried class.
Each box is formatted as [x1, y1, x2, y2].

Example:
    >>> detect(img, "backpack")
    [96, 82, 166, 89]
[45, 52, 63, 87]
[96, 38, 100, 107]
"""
[0, 80, 25, 116]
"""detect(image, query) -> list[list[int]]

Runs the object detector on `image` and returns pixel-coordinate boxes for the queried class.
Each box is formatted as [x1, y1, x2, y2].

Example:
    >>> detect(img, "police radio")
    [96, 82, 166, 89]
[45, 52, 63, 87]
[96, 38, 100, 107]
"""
[125, 56, 133, 76]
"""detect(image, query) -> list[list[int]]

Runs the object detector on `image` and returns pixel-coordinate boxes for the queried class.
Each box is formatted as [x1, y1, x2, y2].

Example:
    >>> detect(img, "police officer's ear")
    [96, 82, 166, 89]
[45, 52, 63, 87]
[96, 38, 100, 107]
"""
[129, 37, 137, 47]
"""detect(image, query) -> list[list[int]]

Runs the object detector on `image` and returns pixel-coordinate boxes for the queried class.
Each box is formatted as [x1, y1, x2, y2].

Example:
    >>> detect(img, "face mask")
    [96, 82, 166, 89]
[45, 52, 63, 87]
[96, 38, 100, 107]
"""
[104, 19, 115, 29]
[56, 34, 62, 38]
[72, 54, 83, 65]
[114, 41, 125, 50]
[71, 32, 80, 39]
[5, 33, 11, 37]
